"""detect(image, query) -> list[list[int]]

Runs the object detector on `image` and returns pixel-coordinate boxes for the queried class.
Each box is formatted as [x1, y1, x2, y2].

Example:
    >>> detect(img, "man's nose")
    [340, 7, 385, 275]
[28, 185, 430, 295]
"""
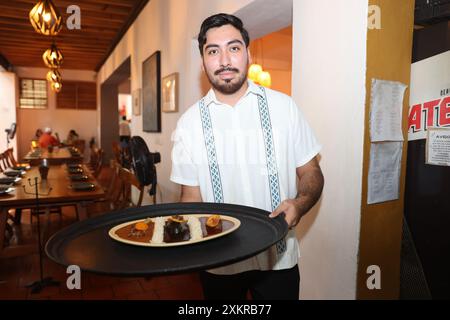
[219, 50, 231, 67]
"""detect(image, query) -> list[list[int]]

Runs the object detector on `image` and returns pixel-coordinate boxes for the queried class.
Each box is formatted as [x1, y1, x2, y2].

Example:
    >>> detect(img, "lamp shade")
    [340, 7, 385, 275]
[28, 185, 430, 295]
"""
[248, 64, 263, 82]
[257, 71, 272, 88]
[51, 81, 62, 93]
[42, 43, 63, 68]
[29, 0, 62, 36]
[46, 69, 61, 83]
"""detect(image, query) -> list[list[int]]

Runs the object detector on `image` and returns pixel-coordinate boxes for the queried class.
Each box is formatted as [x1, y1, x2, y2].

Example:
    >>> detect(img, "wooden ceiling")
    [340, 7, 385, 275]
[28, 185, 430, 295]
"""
[0, 0, 148, 71]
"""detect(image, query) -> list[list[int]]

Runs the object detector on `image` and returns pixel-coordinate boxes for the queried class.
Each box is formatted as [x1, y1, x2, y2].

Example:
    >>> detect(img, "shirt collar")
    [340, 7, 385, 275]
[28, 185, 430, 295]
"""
[203, 79, 264, 107]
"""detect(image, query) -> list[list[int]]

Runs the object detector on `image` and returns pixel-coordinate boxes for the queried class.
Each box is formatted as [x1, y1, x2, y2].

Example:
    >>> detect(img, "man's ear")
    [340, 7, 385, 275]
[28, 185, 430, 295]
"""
[247, 48, 252, 64]
[201, 61, 205, 73]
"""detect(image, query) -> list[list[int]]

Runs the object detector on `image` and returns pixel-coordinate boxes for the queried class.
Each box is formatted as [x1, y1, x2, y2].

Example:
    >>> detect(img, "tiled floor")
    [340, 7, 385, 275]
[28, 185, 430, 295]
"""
[0, 168, 204, 300]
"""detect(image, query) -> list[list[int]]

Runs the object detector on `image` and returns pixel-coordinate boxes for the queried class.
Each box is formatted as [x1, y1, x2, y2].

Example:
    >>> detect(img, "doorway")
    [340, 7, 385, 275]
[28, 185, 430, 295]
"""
[99, 56, 131, 161]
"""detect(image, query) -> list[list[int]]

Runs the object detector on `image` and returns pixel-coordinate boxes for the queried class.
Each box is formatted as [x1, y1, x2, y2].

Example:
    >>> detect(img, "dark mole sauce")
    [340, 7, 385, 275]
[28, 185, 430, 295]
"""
[115, 221, 155, 243]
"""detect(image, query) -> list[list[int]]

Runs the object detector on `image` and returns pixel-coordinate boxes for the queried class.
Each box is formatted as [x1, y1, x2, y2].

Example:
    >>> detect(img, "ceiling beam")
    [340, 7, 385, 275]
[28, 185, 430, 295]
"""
[0, 54, 12, 71]
[95, 0, 149, 71]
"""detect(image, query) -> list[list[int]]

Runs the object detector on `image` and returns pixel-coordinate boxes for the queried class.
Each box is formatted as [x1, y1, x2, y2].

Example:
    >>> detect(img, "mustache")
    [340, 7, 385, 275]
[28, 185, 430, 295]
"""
[214, 66, 239, 75]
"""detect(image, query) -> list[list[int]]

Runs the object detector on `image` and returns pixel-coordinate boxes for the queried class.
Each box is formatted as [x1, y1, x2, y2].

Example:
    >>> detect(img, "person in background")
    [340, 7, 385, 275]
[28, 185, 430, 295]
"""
[119, 116, 131, 145]
[34, 128, 43, 140]
[38, 127, 60, 148]
[170, 13, 324, 300]
[65, 129, 79, 145]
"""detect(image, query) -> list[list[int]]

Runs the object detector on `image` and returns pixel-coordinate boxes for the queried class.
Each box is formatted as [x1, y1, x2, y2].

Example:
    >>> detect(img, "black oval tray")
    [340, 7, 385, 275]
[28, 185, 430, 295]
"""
[45, 202, 287, 276]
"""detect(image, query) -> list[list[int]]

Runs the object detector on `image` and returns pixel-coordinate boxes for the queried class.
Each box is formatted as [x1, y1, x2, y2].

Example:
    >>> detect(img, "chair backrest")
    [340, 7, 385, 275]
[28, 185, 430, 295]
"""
[0, 153, 7, 172]
[73, 140, 86, 154]
[5, 148, 17, 166]
[118, 167, 144, 208]
[112, 141, 121, 163]
[89, 147, 104, 177]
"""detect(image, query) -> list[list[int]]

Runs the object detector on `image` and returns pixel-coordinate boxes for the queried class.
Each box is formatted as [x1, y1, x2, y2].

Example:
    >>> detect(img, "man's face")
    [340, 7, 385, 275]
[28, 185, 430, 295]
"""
[202, 24, 250, 95]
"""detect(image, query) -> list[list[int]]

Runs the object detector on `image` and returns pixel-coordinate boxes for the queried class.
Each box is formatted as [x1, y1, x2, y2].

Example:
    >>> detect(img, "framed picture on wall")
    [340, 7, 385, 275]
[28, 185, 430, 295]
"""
[162, 72, 179, 113]
[142, 51, 161, 132]
[132, 88, 141, 116]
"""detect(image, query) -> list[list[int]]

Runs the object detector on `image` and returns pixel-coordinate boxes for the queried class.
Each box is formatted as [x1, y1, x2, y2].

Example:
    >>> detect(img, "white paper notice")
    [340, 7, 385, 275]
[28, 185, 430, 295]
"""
[426, 128, 450, 166]
[368, 142, 403, 204]
[370, 79, 407, 142]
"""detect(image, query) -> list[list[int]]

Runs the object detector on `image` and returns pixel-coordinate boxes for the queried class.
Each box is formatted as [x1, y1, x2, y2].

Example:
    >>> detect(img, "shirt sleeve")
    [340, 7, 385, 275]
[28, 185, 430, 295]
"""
[291, 100, 322, 167]
[170, 120, 199, 186]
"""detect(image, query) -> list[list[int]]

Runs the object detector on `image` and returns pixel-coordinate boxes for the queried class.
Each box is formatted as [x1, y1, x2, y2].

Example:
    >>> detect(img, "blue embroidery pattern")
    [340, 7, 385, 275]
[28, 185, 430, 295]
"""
[256, 86, 286, 254]
[199, 99, 224, 203]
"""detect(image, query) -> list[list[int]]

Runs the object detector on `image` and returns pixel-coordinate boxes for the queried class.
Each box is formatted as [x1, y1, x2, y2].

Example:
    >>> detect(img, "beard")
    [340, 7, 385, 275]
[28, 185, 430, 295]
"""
[204, 63, 248, 95]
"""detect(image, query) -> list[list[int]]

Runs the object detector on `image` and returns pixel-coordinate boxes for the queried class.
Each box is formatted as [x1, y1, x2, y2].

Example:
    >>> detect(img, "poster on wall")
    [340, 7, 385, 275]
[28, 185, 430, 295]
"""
[370, 79, 407, 142]
[367, 141, 403, 204]
[426, 128, 450, 166]
[408, 50, 450, 141]
[142, 51, 161, 132]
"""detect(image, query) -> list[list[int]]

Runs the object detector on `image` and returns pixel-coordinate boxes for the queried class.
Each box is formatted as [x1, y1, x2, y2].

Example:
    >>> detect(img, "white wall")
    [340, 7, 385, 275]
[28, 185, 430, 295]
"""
[97, 0, 258, 204]
[292, 0, 368, 299]
[15, 67, 98, 160]
[0, 71, 17, 156]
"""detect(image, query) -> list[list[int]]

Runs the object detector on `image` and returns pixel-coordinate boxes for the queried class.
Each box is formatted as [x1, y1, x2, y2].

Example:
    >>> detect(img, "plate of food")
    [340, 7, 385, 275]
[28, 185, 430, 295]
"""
[0, 185, 14, 195]
[0, 177, 20, 184]
[109, 214, 240, 247]
[68, 167, 84, 174]
[67, 164, 83, 169]
[69, 174, 89, 181]
[70, 182, 95, 191]
[3, 169, 25, 177]
[11, 164, 31, 171]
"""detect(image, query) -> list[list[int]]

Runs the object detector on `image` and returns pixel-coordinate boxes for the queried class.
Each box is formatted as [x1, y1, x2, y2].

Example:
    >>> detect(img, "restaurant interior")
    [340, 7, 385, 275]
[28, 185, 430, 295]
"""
[0, 0, 449, 300]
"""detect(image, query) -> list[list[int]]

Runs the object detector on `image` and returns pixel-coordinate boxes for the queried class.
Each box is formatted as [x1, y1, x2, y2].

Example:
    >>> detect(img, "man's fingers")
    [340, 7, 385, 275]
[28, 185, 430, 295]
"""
[269, 204, 286, 218]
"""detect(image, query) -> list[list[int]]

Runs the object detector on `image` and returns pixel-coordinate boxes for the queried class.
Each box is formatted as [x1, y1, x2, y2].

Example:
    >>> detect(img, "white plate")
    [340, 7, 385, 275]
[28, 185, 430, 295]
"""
[109, 214, 241, 247]
[0, 187, 15, 195]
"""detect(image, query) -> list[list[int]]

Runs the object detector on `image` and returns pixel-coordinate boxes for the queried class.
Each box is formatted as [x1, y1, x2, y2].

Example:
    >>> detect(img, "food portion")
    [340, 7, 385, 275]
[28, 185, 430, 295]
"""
[114, 218, 155, 243]
[112, 214, 237, 246]
[163, 215, 190, 243]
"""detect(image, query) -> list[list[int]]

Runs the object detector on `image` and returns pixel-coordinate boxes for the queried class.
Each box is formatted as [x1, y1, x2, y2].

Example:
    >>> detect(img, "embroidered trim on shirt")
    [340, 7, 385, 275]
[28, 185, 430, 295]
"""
[256, 86, 286, 254]
[199, 98, 224, 203]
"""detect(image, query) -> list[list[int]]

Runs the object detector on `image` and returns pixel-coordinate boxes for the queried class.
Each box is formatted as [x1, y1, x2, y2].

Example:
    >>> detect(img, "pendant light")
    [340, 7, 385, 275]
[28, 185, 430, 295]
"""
[46, 68, 61, 83]
[248, 38, 271, 88]
[42, 43, 64, 68]
[51, 81, 62, 93]
[29, 0, 62, 36]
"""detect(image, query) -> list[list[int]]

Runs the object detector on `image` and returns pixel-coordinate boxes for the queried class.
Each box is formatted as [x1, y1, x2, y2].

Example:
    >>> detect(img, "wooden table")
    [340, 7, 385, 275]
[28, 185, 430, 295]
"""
[24, 147, 83, 166]
[0, 164, 105, 258]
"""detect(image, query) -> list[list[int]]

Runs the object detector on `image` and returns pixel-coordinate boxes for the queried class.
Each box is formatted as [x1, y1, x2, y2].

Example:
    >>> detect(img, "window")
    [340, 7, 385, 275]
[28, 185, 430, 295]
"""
[19, 79, 48, 109]
[57, 81, 97, 110]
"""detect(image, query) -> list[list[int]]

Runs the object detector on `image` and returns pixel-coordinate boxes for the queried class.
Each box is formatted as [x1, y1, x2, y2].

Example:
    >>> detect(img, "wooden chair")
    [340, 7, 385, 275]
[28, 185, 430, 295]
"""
[118, 167, 144, 208]
[0, 153, 7, 172]
[112, 141, 121, 163]
[84, 160, 125, 216]
[4, 148, 18, 167]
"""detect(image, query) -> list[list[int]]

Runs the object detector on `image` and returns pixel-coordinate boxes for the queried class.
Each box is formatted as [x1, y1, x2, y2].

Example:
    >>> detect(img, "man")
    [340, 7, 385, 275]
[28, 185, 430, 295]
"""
[38, 127, 59, 148]
[170, 13, 324, 300]
[119, 116, 131, 145]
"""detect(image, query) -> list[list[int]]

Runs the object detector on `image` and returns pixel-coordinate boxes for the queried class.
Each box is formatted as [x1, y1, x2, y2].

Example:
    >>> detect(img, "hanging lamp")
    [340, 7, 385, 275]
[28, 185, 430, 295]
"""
[42, 43, 63, 68]
[46, 68, 62, 83]
[29, 0, 62, 36]
[51, 81, 62, 93]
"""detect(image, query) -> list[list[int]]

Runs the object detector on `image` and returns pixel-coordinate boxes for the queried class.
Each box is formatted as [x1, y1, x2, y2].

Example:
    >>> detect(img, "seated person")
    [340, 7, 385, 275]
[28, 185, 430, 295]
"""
[65, 129, 79, 145]
[39, 127, 60, 148]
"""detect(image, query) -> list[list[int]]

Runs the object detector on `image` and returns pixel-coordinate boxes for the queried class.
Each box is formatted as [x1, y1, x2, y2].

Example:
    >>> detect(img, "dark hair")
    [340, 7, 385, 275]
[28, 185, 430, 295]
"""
[198, 13, 250, 56]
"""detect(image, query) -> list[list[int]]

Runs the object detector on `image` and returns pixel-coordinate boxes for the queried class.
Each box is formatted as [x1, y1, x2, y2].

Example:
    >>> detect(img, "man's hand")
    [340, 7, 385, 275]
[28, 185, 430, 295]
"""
[270, 198, 303, 228]
[270, 157, 324, 228]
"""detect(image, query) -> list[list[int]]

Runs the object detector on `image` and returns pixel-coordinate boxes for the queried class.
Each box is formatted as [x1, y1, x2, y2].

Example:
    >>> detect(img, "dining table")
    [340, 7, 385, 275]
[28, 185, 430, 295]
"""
[0, 164, 105, 258]
[23, 147, 83, 166]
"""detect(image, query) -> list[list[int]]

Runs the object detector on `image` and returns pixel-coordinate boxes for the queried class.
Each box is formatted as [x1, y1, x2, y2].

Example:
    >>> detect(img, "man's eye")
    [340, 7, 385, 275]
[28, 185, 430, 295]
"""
[230, 46, 241, 52]
[207, 49, 218, 55]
